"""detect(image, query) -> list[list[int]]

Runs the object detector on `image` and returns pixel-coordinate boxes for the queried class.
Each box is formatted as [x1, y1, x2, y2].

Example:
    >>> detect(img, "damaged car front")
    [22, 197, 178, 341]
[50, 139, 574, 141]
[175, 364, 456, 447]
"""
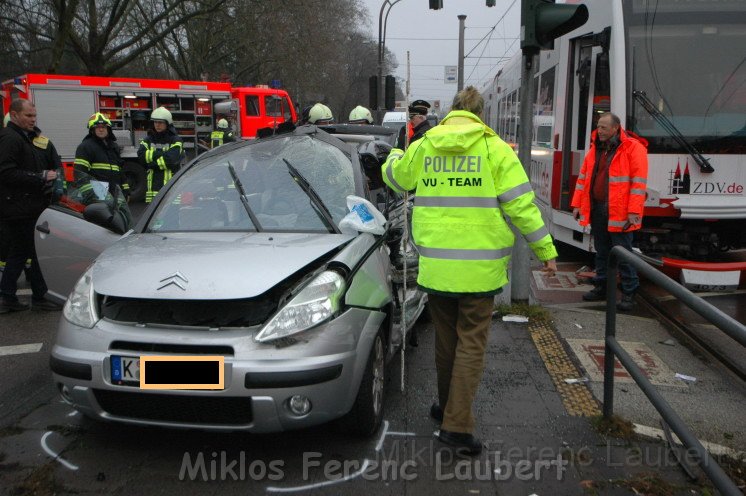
[50, 129, 411, 436]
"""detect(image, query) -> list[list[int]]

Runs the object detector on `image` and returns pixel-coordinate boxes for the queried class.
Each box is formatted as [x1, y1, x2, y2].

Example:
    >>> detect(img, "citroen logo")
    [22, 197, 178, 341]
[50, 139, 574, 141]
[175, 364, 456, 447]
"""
[157, 271, 189, 291]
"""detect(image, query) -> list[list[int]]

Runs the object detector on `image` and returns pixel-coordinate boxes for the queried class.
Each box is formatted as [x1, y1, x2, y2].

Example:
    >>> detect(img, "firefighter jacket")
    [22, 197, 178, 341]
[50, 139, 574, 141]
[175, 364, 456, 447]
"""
[74, 133, 129, 198]
[0, 123, 57, 220]
[210, 129, 234, 148]
[137, 125, 184, 203]
[570, 127, 648, 232]
[382, 110, 558, 295]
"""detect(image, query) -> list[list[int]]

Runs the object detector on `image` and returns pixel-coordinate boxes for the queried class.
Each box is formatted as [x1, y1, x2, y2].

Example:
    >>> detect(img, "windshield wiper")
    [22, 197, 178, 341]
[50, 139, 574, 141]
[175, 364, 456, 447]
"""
[227, 162, 262, 232]
[632, 90, 714, 173]
[282, 158, 339, 233]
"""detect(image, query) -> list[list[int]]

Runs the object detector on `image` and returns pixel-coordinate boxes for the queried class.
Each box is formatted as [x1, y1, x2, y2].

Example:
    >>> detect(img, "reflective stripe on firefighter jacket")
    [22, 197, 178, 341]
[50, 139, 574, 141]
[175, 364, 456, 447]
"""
[570, 127, 649, 232]
[137, 125, 184, 203]
[74, 134, 129, 196]
[382, 110, 558, 295]
[210, 130, 234, 148]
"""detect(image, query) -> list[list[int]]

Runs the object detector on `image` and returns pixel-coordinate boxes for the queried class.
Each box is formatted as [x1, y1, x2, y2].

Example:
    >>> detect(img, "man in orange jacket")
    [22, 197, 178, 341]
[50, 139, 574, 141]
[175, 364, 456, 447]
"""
[571, 112, 648, 311]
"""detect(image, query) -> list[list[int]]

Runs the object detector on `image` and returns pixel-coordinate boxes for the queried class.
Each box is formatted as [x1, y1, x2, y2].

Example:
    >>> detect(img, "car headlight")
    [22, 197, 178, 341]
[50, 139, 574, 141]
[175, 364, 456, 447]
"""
[63, 267, 99, 328]
[255, 270, 346, 343]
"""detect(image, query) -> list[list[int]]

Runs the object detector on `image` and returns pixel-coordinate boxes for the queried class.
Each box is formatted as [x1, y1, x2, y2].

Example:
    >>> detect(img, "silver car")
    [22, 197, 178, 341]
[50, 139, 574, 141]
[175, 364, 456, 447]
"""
[43, 128, 426, 436]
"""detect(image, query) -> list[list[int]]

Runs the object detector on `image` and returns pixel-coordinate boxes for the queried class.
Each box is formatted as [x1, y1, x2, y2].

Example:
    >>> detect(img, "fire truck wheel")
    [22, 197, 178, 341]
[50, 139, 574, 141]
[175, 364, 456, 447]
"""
[122, 162, 146, 203]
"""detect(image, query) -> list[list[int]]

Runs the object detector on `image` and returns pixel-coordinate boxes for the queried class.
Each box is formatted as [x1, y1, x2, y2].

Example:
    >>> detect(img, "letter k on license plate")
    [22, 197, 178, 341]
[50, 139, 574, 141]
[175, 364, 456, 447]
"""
[111, 355, 140, 386]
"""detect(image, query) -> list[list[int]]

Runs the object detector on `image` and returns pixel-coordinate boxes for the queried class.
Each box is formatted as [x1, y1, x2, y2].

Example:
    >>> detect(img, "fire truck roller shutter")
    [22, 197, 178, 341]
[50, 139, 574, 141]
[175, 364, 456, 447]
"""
[31, 88, 97, 161]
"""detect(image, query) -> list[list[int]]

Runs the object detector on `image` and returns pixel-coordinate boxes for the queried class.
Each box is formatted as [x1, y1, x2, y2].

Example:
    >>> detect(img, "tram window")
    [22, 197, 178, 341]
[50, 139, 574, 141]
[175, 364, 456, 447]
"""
[575, 46, 592, 150]
[592, 52, 611, 129]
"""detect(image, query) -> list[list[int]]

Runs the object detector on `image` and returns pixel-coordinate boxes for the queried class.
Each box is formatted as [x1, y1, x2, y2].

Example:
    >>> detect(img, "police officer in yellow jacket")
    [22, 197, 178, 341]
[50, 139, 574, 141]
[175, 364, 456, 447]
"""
[382, 86, 558, 455]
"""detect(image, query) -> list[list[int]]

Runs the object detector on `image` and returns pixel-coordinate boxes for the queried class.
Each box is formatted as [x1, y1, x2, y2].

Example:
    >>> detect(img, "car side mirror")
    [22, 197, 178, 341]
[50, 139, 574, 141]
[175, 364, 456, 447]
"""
[83, 202, 127, 235]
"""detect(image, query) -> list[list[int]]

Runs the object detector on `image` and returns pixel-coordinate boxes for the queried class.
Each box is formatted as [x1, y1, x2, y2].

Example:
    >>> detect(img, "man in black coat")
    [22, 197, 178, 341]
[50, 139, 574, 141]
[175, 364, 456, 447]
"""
[0, 99, 61, 313]
[395, 99, 434, 149]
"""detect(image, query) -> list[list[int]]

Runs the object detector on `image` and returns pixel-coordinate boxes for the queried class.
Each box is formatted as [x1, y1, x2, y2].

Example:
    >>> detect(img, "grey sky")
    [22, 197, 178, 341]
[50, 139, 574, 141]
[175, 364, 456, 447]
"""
[359, 0, 521, 112]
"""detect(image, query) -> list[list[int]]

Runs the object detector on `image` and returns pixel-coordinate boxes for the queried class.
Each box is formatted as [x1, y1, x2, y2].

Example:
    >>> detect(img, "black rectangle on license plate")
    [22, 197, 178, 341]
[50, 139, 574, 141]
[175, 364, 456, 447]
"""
[140, 356, 225, 390]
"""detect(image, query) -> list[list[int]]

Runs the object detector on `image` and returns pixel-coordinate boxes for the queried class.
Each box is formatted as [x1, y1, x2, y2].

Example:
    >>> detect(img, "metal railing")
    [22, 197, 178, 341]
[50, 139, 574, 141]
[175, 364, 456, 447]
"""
[603, 246, 746, 496]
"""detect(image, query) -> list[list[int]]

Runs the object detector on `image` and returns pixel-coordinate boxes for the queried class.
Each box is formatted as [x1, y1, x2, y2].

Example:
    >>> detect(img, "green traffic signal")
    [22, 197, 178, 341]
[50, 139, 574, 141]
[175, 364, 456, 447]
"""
[521, 0, 589, 52]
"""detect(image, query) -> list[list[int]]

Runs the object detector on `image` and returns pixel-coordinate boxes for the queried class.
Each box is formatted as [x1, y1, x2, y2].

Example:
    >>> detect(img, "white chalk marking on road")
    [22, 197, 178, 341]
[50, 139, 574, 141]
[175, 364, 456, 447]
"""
[375, 420, 389, 452]
[0, 343, 43, 357]
[387, 430, 416, 436]
[265, 459, 371, 493]
[633, 423, 745, 458]
[67, 410, 79, 417]
[41, 431, 79, 471]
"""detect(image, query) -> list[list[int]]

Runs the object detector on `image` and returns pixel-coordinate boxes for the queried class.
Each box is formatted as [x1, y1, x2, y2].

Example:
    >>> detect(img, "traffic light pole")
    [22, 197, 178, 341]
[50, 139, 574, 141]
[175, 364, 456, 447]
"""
[511, 49, 538, 303]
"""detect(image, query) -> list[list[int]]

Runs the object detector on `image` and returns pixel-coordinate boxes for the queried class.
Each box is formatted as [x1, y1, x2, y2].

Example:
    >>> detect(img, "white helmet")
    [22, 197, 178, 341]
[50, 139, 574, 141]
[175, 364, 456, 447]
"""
[308, 103, 334, 124]
[348, 106, 373, 124]
[150, 106, 173, 124]
[217, 118, 229, 129]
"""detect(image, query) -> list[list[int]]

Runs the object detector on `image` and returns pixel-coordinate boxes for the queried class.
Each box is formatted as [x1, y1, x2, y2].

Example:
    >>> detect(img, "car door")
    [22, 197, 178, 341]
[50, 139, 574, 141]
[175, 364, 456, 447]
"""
[35, 176, 129, 302]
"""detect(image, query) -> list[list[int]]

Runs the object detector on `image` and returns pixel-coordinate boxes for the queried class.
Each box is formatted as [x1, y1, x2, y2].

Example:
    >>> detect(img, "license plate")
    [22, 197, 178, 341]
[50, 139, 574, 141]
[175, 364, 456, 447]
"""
[110, 355, 224, 390]
[111, 355, 140, 386]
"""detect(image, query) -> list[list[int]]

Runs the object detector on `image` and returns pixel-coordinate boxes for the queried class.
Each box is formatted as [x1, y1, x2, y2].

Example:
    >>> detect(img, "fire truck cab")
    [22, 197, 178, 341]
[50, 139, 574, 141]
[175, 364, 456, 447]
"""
[2, 74, 296, 202]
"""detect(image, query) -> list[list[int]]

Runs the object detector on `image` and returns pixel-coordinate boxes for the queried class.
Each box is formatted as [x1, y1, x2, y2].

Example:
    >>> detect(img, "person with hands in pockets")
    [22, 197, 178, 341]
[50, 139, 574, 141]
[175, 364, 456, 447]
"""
[571, 112, 648, 312]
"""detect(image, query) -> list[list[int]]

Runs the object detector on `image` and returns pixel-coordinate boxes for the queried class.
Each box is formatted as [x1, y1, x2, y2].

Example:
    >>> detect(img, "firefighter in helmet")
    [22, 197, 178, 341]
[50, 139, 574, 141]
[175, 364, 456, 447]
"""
[137, 107, 184, 203]
[210, 118, 235, 148]
[308, 103, 334, 125]
[348, 106, 374, 125]
[73, 112, 129, 200]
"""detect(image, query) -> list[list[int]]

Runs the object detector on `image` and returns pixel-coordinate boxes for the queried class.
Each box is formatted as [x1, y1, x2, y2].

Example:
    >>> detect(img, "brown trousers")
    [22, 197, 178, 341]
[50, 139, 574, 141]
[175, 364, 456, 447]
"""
[428, 293, 494, 433]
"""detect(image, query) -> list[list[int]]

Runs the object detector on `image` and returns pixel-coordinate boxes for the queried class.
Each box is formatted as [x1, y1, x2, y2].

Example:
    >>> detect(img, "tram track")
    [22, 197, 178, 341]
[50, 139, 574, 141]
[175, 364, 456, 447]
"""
[636, 283, 746, 384]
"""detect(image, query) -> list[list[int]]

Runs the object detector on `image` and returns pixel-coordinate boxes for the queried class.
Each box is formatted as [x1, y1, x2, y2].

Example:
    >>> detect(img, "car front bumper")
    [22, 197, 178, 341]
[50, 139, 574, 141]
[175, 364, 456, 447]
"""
[51, 307, 386, 432]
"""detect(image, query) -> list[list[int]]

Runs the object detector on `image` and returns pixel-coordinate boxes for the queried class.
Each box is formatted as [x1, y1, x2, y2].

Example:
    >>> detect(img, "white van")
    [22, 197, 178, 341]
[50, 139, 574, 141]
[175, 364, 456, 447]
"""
[381, 111, 407, 130]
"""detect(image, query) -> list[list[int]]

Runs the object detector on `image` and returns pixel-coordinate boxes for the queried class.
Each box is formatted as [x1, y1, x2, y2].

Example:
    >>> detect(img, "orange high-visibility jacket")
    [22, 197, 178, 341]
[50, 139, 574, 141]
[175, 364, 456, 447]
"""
[571, 127, 649, 232]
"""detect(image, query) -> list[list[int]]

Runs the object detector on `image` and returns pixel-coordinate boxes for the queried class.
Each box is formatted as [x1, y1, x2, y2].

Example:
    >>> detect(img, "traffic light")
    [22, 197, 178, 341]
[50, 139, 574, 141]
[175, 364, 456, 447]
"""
[429, 0, 443, 9]
[521, 0, 588, 52]
[369, 75, 378, 110]
[486, 0, 496, 6]
[385, 75, 396, 111]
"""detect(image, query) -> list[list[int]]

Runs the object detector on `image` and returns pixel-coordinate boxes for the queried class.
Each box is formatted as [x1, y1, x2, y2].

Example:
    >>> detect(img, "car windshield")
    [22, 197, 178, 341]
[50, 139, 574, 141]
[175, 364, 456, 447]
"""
[147, 135, 356, 233]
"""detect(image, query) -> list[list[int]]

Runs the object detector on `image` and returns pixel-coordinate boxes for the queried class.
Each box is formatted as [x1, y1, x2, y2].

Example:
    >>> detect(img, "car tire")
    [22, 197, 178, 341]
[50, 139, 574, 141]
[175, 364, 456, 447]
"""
[337, 329, 385, 437]
[122, 161, 146, 203]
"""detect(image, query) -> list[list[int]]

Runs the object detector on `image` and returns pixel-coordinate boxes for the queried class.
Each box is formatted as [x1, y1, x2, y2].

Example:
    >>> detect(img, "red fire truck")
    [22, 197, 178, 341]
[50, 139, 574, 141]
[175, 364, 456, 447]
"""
[1, 74, 296, 201]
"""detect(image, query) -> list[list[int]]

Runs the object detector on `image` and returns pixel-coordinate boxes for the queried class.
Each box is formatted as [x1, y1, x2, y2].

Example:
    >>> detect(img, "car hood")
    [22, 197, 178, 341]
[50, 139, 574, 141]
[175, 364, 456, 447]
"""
[91, 232, 354, 299]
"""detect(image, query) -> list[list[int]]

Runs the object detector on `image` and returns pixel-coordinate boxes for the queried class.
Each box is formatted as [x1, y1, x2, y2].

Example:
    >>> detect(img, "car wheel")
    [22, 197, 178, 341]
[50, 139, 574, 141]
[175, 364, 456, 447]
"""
[337, 329, 385, 437]
[122, 161, 146, 202]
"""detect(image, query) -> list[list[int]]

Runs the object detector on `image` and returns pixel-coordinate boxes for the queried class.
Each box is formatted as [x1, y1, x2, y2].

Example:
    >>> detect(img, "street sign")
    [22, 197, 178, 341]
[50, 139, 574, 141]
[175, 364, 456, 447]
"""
[444, 66, 457, 84]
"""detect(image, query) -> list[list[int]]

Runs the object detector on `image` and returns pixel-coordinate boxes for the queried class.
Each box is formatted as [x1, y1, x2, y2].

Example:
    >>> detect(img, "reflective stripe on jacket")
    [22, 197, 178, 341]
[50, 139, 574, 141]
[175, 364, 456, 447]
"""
[382, 110, 557, 295]
[210, 130, 234, 148]
[74, 134, 129, 195]
[570, 127, 649, 232]
[137, 125, 183, 203]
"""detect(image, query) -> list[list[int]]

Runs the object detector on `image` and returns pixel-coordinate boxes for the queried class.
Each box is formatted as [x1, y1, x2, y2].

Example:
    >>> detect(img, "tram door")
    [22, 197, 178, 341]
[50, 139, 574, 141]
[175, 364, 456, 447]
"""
[561, 34, 611, 212]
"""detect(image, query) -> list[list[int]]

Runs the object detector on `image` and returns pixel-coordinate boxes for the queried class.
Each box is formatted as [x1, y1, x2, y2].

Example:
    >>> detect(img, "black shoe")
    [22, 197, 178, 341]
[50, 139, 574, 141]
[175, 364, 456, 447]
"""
[582, 285, 606, 301]
[438, 429, 482, 456]
[617, 293, 635, 312]
[430, 403, 443, 422]
[0, 300, 30, 314]
[31, 299, 62, 311]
